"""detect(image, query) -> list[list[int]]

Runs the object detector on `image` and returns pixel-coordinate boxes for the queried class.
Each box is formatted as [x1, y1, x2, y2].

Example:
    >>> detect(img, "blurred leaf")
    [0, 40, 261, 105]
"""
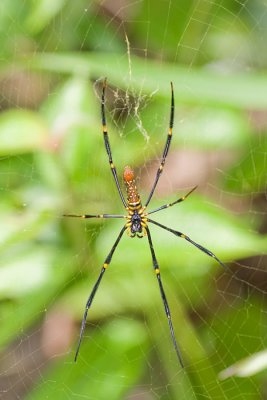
[35, 152, 69, 191]
[0, 247, 75, 348]
[0, 110, 48, 155]
[133, 0, 215, 63]
[219, 349, 267, 379]
[0, 154, 37, 189]
[40, 77, 99, 183]
[0, 209, 53, 253]
[30, 52, 267, 109]
[35, 1, 124, 53]
[25, 319, 148, 400]
[179, 107, 250, 149]
[0, 247, 54, 297]
[25, 0, 67, 34]
[224, 134, 267, 193]
[0, 0, 29, 58]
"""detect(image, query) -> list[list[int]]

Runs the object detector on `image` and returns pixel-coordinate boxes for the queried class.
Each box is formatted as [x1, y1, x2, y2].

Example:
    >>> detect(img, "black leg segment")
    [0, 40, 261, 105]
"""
[145, 82, 175, 208]
[147, 186, 198, 215]
[101, 79, 127, 208]
[146, 227, 184, 367]
[74, 225, 126, 361]
[63, 213, 125, 219]
[148, 219, 226, 270]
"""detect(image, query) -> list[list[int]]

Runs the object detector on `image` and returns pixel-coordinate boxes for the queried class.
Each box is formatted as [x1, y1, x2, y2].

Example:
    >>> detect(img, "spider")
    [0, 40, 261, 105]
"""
[64, 79, 226, 368]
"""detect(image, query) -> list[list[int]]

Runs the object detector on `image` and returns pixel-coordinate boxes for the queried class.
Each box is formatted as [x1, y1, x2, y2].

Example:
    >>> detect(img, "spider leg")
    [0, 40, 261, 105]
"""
[146, 227, 184, 368]
[148, 219, 226, 270]
[74, 225, 126, 362]
[147, 186, 198, 215]
[63, 214, 125, 219]
[101, 79, 127, 208]
[145, 82, 174, 208]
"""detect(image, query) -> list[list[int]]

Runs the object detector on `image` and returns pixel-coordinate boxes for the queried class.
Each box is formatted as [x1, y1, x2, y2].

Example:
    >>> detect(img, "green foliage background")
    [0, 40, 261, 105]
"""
[0, 1, 267, 399]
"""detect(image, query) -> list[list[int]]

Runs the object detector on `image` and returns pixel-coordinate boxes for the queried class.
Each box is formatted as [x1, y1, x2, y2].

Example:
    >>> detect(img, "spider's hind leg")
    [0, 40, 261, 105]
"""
[74, 225, 126, 362]
[146, 227, 184, 367]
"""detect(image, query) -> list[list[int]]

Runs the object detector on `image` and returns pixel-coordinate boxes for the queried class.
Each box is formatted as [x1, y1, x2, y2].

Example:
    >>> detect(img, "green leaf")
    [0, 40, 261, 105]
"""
[40, 77, 100, 183]
[0, 247, 53, 298]
[25, 0, 67, 34]
[0, 110, 48, 155]
[178, 107, 250, 149]
[0, 0, 29, 58]
[224, 134, 267, 193]
[0, 247, 75, 348]
[0, 209, 53, 253]
[133, 0, 214, 63]
[30, 52, 267, 109]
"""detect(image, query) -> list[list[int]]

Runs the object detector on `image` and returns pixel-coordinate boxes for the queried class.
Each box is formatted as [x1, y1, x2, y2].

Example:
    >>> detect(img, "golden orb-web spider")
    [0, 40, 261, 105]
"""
[64, 79, 226, 368]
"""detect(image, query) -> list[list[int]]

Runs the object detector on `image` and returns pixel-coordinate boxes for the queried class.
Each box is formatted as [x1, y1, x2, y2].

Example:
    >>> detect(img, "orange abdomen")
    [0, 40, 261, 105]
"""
[123, 166, 141, 207]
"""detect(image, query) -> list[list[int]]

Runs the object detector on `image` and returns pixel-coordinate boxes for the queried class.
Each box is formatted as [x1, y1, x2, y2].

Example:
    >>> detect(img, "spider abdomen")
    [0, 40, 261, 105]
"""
[123, 166, 142, 209]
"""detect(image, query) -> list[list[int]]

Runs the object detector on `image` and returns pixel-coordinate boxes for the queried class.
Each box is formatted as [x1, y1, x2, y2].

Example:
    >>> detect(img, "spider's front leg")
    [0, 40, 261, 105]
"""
[145, 82, 174, 207]
[101, 79, 127, 208]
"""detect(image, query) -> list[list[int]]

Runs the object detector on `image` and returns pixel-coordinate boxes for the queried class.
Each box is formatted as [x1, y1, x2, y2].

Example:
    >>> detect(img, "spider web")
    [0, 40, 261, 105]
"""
[1, 1, 267, 399]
